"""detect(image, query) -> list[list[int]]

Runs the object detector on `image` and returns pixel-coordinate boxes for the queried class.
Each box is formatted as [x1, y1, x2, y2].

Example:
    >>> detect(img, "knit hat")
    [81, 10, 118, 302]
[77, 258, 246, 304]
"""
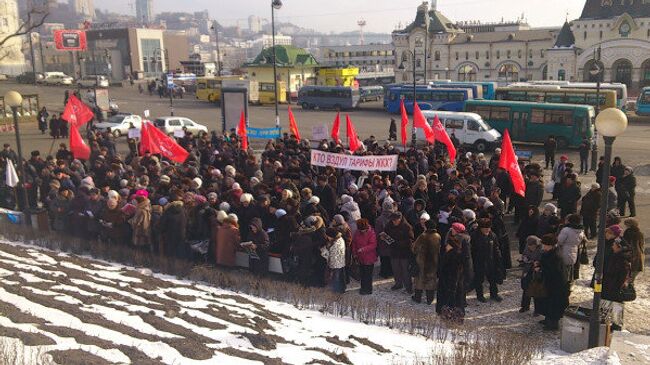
[135, 189, 149, 198]
[240, 193, 253, 204]
[591, 183, 600, 190]
[462, 209, 476, 221]
[526, 235, 541, 246]
[382, 200, 395, 212]
[609, 176, 617, 183]
[250, 177, 260, 186]
[390, 212, 403, 221]
[560, 155, 568, 161]
[308, 196, 320, 204]
[348, 183, 358, 193]
[607, 225, 622, 237]
[119, 179, 129, 188]
[341, 195, 353, 204]
[158, 197, 169, 206]
[207, 192, 218, 200]
[192, 177, 203, 189]
[219, 202, 230, 212]
[224, 165, 236, 176]
[451, 222, 466, 233]
[228, 213, 239, 223]
[544, 203, 558, 214]
[495, 148, 501, 154]
[107, 190, 119, 201]
[254, 170, 264, 180]
[159, 175, 171, 184]
[275, 209, 287, 218]
[333, 214, 345, 225]
[232, 182, 241, 190]
[483, 200, 494, 209]
[420, 212, 431, 222]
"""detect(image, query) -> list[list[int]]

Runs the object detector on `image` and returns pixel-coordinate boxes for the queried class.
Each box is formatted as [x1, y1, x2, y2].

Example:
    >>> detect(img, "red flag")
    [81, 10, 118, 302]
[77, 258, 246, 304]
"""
[237, 110, 248, 151]
[147, 122, 189, 163]
[432, 115, 457, 164]
[62, 94, 94, 127]
[345, 114, 362, 152]
[413, 102, 435, 144]
[498, 129, 526, 197]
[69, 124, 90, 160]
[400, 99, 409, 147]
[288, 106, 301, 141]
[139, 121, 160, 155]
[331, 112, 341, 144]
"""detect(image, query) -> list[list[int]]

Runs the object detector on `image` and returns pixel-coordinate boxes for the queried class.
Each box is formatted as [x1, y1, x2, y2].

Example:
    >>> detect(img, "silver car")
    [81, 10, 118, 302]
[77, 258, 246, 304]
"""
[77, 75, 110, 88]
[153, 117, 208, 136]
[94, 113, 142, 137]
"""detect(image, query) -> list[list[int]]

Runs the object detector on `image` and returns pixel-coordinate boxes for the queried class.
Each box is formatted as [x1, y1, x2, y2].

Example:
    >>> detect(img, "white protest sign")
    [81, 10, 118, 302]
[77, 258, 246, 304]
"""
[310, 149, 398, 172]
[144, 110, 150, 118]
[173, 129, 185, 138]
[127, 128, 141, 139]
[312, 124, 329, 141]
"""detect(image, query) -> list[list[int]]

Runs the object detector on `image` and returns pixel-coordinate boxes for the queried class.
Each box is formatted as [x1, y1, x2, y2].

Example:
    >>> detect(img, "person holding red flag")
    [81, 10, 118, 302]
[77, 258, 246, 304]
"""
[237, 110, 249, 151]
[143, 121, 189, 163]
[413, 103, 435, 145]
[345, 114, 362, 152]
[331, 112, 341, 144]
[68, 124, 90, 160]
[288, 106, 301, 141]
[61, 94, 94, 127]
[498, 129, 526, 197]
[432, 115, 457, 165]
[400, 99, 409, 149]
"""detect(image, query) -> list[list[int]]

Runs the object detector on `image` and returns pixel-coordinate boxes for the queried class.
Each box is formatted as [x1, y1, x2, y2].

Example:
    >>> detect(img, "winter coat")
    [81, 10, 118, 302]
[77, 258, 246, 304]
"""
[539, 247, 569, 321]
[470, 230, 502, 282]
[384, 219, 415, 259]
[437, 244, 465, 311]
[602, 250, 631, 302]
[412, 230, 441, 290]
[525, 180, 544, 208]
[215, 223, 240, 266]
[517, 215, 539, 241]
[580, 190, 601, 217]
[351, 227, 378, 265]
[322, 234, 346, 269]
[374, 209, 393, 257]
[159, 201, 188, 258]
[314, 184, 337, 218]
[49, 193, 72, 231]
[624, 226, 645, 273]
[558, 182, 581, 213]
[618, 174, 636, 197]
[99, 206, 128, 244]
[607, 187, 618, 212]
[537, 214, 560, 237]
[272, 214, 299, 255]
[129, 199, 152, 246]
[340, 201, 361, 232]
[248, 218, 270, 275]
[557, 225, 585, 266]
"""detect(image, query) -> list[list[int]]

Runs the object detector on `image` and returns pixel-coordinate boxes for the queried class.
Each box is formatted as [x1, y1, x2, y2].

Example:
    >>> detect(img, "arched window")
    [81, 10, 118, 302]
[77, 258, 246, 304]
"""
[612, 58, 633, 87]
[434, 50, 441, 61]
[498, 63, 519, 81]
[558, 69, 566, 81]
[401, 51, 409, 62]
[457, 64, 477, 81]
[542, 65, 548, 80]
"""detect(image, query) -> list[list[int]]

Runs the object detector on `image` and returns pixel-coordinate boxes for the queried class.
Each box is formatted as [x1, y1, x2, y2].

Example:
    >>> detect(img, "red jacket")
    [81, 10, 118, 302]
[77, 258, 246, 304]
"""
[351, 227, 378, 265]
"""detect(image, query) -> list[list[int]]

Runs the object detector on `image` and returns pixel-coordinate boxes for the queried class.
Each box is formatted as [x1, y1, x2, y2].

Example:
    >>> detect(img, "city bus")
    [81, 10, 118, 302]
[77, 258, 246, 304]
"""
[195, 76, 243, 103]
[464, 99, 594, 148]
[298, 86, 361, 110]
[515, 81, 627, 110]
[495, 87, 617, 111]
[429, 83, 483, 99]
[359, 86, 384, 103]
[385, 87, 474, 114]
[637, 87, 650, 116]
[259, 81, 288, 105]
[430, 81, 497, 99]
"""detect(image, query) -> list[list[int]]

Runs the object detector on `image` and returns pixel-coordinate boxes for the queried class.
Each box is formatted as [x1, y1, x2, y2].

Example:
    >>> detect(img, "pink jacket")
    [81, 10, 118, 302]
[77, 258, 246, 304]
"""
[351, 227, 378, 265]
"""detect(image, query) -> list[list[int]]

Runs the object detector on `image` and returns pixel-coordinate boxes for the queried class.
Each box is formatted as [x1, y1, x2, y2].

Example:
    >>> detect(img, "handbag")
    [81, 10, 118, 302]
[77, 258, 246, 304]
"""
[619, 272, 637, 302]
[578, 238, 589, 265]
[525, 272, 548, 298]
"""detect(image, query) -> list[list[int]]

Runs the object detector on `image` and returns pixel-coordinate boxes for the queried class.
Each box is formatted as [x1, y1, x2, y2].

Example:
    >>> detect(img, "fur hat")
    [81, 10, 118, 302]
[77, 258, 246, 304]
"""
[462, 209, 476, 221]
[219, 202, 230, 212]
[227, 213, 239, 223]
[240, 193, 253, 204]
[544, 203, 558, 214]
[607, 225, 622, 237]
[275, 209, 287, 219]
[341, 195, 353, 204]
[308, 196, 320, 204]
[216, 210, 228, 223]
[192, 177, 203, 189]
[159, 175, 171, 184]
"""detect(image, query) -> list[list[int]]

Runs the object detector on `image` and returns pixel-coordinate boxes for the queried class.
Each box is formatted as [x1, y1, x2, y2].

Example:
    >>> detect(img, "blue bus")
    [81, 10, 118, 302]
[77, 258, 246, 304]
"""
[430, 81, 497, 100]
[429, 82, 482, 99]
[385, 87, 474, 114]
[637, 87, 650, 116]
[298, 86, 360, 110]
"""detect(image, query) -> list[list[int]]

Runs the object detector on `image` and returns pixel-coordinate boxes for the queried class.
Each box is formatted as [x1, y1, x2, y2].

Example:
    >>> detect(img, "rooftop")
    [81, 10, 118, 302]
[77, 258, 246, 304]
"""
[580, 0, 650, 20]
[247, 45, 319, 67]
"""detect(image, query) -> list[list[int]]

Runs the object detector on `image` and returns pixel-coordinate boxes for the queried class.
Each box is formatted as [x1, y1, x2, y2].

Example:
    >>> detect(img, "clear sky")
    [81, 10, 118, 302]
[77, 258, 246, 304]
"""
[95, 0, 587, 33]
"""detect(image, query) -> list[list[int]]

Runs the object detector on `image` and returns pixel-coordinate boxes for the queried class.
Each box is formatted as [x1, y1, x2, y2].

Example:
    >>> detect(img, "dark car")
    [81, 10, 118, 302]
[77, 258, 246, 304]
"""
[16, 72, 44, 84]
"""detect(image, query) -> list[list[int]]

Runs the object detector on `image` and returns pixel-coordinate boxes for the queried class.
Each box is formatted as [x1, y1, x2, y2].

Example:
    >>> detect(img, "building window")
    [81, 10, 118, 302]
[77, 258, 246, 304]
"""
[518, 50, 522, 58]
[465, 51, 469, 60]
[529, 49, 533, 58]
[540, 49, 545, 58]
[486, 50, 490, 59]
[507, 50, 511, 59]
[496, 50, 500, 59]
[498, 63, 519, 81]
[458, 64, 477, 81]
[558, 69, 566, 81]
[455, 52, 459, 60]
[416, 58, 422, 68]
[584, 31, 587, 40]
[434, 50, 441, 61]
[600, 30, 603, 39]
[401, 51, 409, 62]
[475, 51, 480, 60]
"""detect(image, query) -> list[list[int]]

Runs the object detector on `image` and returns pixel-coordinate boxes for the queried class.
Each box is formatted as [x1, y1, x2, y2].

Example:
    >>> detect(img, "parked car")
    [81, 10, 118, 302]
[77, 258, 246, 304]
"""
[43, 73, 74, 86]
[153, 117, 208, 136]
[77, 75, 110, 88]
[16, 72, 44, 84]
[94, 113, 142, 137]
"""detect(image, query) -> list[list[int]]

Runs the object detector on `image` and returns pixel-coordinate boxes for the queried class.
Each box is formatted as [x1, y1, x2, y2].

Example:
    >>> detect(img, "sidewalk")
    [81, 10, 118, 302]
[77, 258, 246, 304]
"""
[611, 331, 650, 365]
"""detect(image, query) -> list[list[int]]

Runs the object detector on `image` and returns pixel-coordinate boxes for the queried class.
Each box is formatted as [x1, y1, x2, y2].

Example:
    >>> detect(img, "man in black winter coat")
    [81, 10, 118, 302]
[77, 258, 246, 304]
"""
[470, 218, 503, 302]
[557, 173, 581, 219]
[538, 234, 569, 331]
[525, 172, 544, 209]
[617, 167, 636, 217]
[314, 175, 337, 219]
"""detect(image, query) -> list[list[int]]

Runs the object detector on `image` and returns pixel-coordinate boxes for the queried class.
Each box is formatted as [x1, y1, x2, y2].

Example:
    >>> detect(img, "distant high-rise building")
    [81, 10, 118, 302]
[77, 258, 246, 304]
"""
[136, 0, 153, 24]
[248, 15, 261, 33]
[69, 0, 94, 18]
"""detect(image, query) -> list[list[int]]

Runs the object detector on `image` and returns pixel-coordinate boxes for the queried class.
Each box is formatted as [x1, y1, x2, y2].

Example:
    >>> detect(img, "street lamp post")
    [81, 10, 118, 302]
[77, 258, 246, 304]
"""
[4, 91, 31, 225]
[589, 46, 602, 171]
[398, 49, 418, 147]
[588, 107, 628, 348]
[271, 0, 282, 131]
[211, 23, 222, 77]
[154, 48, 173, 116]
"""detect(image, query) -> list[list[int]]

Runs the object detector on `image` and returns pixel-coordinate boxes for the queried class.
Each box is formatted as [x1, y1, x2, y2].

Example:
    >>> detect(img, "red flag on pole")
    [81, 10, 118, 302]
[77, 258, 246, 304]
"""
[498, 129, 526, 197]
[69, 124, 91, 160]
[432, 115, 457, 164]
[400, 99, 409, 147]
[139, 121, 161, 155]
[146, 122, 189, 163]
[62, 94, 94, 127]
[288, 105, 301, 141]
[237, 110, 248, 151]
[345, 114, 362, 152]
[331, 112, 341, 144]
[413, 102, 435, 144]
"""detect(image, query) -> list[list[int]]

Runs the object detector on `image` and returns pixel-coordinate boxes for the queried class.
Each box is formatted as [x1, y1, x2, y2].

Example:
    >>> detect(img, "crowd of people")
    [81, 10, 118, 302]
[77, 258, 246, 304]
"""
[0, 123, 643, 330]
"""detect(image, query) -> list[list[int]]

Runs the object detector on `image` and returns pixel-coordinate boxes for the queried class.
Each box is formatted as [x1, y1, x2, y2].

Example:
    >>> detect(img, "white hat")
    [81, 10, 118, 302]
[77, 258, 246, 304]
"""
[232, 182, 241, 190]
[348, 183, 358, 193]
[224, 165, 236, 176]
[250, 177, 260, 186]
[216, 210, 228, 223]
[495, 148, 502, 154]
[462, 209, 476, 221]
[240, 193, 253, 203]
[192, 177, 203, 189]
[228, 213, 239, 223]
[275, 209, 287, 218]
[420, 212, 431, 222]
[341, 195, 352, 204]
[309, 196, 320, 204]
[107, 190, 119, 201]
[483, 200, 494, 209]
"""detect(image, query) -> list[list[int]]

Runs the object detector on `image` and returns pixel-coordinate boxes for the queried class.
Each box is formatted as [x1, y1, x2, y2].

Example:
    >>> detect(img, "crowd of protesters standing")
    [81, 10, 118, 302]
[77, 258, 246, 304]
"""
[0, 112, 643, 330]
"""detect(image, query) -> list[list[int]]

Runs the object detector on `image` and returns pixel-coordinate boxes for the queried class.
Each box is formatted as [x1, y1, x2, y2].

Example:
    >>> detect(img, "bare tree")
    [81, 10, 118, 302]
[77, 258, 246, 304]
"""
[0, 9, 49, 49]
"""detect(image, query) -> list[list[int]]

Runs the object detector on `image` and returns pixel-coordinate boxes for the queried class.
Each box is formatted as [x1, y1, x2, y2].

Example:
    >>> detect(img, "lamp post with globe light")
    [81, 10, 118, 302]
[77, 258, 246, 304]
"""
[271, 0, 282, 131]
[588, 107, 628, 348]
[4, 91, 31, 224]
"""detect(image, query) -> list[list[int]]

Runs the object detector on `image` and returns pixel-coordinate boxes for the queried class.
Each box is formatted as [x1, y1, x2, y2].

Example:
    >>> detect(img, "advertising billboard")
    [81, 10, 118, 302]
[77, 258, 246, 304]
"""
[53, 30, 87, 51]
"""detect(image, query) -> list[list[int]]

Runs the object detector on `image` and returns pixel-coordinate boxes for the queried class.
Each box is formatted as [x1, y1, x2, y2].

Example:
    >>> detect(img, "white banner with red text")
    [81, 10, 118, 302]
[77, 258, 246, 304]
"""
[310, 150, 398, 172]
